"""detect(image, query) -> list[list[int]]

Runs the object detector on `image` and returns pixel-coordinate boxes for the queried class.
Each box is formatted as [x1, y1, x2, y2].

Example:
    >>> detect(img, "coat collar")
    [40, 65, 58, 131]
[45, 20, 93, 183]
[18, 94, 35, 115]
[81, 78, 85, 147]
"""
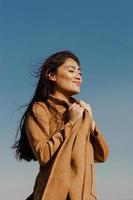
[48, 95, 80, 106]
[47, 95, 80, 115]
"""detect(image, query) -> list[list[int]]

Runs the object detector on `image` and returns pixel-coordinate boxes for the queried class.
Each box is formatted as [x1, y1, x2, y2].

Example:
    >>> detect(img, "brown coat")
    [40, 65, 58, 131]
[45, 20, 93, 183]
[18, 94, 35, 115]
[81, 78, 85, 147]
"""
[25, 96, 109, 200]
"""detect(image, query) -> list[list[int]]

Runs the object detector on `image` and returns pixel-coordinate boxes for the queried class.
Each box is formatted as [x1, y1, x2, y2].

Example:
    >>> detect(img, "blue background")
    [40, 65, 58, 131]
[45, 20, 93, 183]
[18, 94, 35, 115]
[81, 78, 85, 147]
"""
[0, 0, 133, 199]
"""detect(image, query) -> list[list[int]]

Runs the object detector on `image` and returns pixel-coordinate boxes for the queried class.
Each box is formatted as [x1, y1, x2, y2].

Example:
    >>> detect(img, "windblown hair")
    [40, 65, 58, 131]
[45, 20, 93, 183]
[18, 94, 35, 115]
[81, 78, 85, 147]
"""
[12, 50, 80, 161]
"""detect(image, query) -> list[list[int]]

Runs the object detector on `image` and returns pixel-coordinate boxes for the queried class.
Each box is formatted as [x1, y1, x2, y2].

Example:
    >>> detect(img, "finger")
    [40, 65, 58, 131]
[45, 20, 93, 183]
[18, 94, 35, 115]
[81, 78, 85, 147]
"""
[79, 102, 87, 108]
[80, 102, 91, 110]
[69, 102, 77, 108]
[75, 106, 84, 111]
[79, 104, 86, 109]
[71, 104, 80, 109]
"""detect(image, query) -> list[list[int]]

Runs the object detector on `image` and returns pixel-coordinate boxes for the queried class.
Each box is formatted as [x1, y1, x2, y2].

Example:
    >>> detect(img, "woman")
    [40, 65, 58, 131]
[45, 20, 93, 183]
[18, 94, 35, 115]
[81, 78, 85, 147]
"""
[12, 50, 109, 200]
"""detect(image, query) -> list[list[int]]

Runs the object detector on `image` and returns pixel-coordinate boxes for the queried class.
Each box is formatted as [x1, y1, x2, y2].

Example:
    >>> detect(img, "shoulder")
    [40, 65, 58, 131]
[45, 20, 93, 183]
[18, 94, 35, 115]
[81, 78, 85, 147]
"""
[25, 102, 50, 136]
[32, 101, 52, 120]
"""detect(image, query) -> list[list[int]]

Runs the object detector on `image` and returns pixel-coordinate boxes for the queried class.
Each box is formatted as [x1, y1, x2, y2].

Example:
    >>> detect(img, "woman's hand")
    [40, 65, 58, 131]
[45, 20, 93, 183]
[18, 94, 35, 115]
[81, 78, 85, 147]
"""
[67, 103, 84, 125]
[79, 100, 96, 132]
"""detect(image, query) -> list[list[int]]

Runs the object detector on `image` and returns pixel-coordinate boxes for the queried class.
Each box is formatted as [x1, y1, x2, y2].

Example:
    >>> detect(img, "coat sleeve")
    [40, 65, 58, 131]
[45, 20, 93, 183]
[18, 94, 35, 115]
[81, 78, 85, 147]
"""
[25, 102, 72, 166]
[91, 126, 109, 163]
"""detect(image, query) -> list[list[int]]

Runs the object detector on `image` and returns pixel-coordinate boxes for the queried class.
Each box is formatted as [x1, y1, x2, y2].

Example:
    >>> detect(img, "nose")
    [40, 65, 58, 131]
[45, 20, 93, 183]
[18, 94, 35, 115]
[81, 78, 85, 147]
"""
[74, 73, 82, 81]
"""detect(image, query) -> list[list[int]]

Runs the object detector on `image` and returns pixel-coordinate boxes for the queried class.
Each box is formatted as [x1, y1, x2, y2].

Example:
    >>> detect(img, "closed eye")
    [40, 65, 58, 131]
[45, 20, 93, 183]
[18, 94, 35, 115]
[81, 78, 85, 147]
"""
[68, 70, 82, 76]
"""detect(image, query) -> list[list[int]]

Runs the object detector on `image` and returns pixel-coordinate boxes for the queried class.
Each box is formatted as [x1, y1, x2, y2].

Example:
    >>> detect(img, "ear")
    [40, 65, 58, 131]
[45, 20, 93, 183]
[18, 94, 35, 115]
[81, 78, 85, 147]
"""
[48, 72, 56, 82]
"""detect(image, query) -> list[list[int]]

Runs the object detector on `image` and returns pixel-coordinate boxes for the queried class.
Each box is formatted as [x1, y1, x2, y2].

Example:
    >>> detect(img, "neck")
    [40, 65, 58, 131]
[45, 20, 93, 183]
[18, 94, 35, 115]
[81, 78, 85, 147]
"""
[50, 91, 72, 104]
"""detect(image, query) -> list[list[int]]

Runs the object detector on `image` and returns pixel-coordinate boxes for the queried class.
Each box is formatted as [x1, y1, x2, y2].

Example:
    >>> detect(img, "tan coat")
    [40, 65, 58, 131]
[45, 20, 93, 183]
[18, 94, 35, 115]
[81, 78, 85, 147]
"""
[25, 96, 109, 200]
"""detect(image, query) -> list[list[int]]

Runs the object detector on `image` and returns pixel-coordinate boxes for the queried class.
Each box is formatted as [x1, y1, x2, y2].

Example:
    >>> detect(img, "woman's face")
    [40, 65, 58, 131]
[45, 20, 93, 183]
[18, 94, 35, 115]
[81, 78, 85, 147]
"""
[49, 58, 82, 96]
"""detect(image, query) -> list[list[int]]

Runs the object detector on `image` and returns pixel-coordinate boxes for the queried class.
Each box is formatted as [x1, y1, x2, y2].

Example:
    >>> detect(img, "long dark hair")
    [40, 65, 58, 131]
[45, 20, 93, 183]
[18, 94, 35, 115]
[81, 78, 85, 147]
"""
[12, 50, 80, 162]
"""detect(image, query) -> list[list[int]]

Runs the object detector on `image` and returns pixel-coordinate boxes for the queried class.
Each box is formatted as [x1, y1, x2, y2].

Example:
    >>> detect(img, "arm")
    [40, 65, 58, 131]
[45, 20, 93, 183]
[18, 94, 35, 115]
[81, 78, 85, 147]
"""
[91, 126, 109, 163]
[25, 102, 72, 166]
[78, 100, 109, 162]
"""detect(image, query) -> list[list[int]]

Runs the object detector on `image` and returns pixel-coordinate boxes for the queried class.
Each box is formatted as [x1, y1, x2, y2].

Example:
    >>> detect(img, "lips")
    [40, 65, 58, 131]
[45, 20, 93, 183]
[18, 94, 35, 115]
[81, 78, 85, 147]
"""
[73, 82, 81, 86]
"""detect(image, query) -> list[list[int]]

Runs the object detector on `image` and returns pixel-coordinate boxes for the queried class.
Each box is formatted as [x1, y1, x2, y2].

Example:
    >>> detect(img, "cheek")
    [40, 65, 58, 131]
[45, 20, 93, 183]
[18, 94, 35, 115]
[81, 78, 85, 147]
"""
[57, 73, 73, 82]
[56, 73, 73, 87]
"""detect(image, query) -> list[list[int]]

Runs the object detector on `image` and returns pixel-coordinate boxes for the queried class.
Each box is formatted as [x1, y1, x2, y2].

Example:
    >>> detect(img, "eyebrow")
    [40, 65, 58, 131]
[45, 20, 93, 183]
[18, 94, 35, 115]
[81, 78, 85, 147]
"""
[66, 65, 81, 71]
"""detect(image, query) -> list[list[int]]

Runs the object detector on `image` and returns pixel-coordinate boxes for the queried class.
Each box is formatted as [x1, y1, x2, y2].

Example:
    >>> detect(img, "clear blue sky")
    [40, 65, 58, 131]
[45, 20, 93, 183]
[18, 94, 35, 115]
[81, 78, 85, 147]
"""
[0, 0, 133, 199]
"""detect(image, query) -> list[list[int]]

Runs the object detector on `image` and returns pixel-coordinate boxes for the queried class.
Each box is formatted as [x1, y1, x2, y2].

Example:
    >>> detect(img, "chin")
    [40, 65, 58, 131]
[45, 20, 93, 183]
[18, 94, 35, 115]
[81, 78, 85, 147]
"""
[69, 90, 80, 96]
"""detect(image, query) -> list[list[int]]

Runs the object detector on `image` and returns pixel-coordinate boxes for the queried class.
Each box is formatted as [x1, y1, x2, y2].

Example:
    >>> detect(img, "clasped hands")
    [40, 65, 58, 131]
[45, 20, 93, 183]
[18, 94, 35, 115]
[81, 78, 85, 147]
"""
[68, 100, 96, 132]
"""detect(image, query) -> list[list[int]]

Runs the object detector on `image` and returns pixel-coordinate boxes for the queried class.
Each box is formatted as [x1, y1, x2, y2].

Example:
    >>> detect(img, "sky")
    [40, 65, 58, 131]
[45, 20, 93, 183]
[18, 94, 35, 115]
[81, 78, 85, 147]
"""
[0, 0, 133, 199]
